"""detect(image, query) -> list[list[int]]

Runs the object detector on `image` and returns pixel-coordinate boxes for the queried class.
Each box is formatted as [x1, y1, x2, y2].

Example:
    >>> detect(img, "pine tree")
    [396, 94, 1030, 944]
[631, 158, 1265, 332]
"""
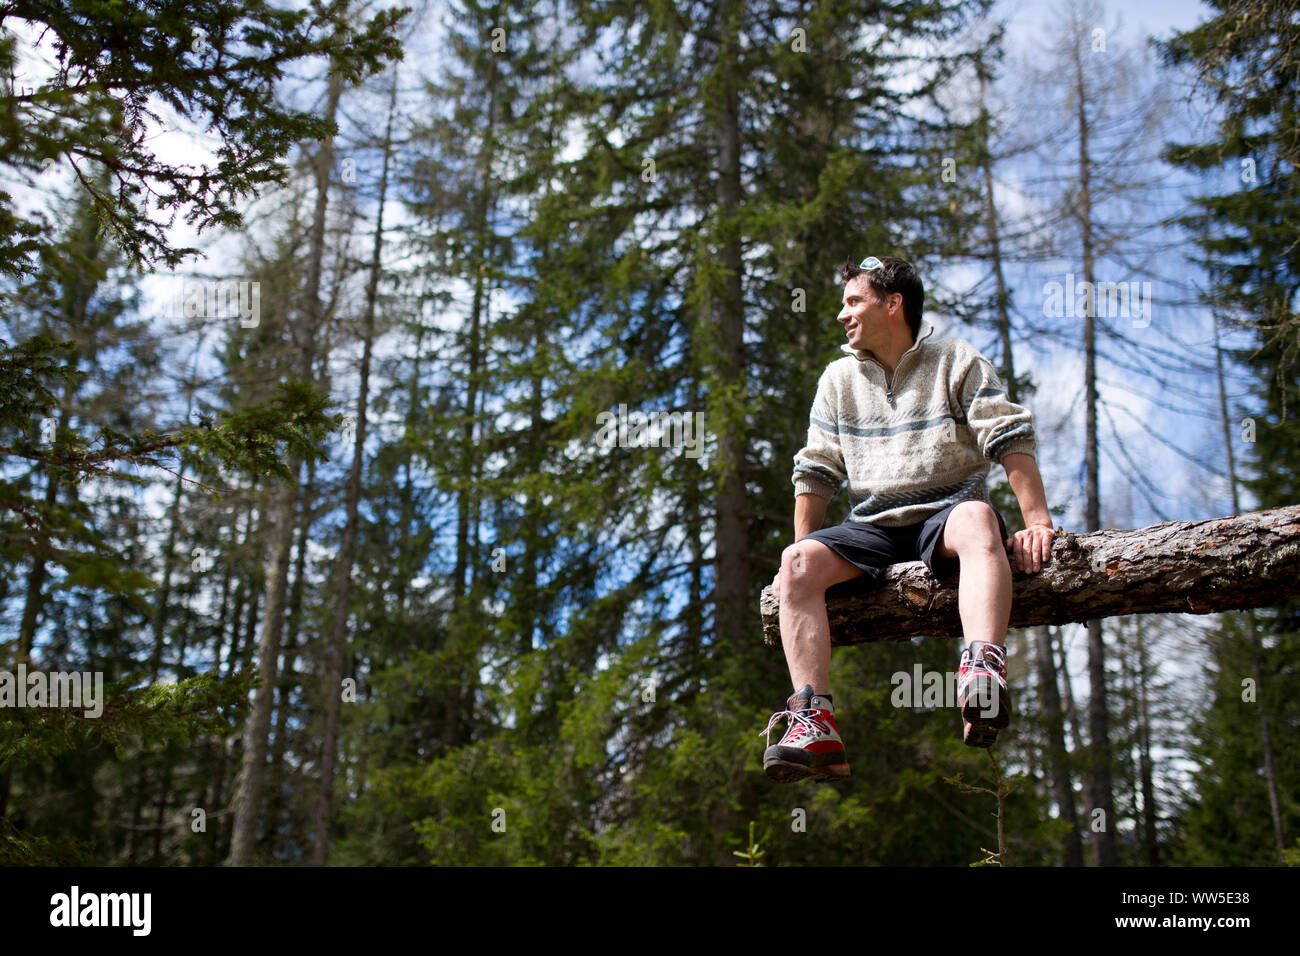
[0, 0, 406, 278]
[0, 0, 404, 862]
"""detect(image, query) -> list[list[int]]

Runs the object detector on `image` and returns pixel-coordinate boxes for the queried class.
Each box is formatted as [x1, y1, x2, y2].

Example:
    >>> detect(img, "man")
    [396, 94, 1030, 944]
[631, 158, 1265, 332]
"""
[762, 255, 1055, 783]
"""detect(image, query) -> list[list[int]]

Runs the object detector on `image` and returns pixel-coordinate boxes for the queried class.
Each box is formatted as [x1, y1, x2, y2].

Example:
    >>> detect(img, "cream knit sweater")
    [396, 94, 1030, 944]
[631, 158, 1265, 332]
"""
[792, 322, 1037, 527]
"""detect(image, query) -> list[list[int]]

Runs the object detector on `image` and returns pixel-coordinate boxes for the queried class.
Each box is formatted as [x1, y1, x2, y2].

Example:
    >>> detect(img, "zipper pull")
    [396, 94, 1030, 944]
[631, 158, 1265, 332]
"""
[886, 389, 895, 405]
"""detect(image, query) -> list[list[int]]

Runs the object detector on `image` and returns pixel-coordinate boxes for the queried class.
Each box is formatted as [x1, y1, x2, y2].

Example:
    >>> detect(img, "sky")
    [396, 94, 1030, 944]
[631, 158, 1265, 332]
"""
[1000, 0, 1209, 44]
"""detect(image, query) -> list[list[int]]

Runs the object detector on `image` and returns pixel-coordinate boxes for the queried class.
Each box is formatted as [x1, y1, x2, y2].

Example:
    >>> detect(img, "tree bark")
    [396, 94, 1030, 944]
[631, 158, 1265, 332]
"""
[310, 68, 397, 865]
[759, 505, 1300, 645]
[262, 464, 314, 856]
[445, 30, 501, 753]
[228, 64, 341, 866]
[710, 0, 750, 658]
[1067, 13, 1118, 867]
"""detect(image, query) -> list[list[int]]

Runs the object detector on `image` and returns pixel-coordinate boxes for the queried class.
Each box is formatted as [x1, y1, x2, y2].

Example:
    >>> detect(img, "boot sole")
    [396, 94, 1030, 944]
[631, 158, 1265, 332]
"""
[963, 720, 1000, 748]
[763, 745, 851, 783]
[961, 676, 1011, 748]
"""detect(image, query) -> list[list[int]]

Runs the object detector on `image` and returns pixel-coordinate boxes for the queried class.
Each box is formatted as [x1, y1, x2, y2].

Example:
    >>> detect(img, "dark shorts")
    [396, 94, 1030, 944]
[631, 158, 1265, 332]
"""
[802, 501, 1009, 582]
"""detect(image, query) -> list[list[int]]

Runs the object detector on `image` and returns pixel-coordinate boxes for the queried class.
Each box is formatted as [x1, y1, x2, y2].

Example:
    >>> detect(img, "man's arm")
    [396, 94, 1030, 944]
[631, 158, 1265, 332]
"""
[791, 366, 847, 520]
[1002, 453, 1052, 527]
[795, 493, 829, 541]
[771, 493, 831, 601]
[1002, 452, 1054, 572]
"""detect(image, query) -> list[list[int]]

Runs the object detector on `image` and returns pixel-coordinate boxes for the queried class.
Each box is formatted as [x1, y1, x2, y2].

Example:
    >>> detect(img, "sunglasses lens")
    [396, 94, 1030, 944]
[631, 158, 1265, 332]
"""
[859, 256, 881, 270]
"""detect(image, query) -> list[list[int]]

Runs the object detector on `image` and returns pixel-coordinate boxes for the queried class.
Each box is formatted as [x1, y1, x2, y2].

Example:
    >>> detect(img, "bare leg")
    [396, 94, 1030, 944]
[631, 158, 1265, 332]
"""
[776, 539, 865, 693]
[934, 502, 1012, 648]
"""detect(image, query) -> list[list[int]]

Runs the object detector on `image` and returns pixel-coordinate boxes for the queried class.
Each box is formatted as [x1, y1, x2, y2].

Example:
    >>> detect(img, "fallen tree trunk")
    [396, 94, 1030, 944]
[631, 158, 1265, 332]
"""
[759, 504, 1300, 646]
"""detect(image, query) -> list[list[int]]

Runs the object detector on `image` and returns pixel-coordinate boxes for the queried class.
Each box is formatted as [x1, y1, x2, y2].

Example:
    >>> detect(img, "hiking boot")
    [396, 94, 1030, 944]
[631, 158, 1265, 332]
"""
[958, 640, 1011, 747]
[760, 685, 850, 782]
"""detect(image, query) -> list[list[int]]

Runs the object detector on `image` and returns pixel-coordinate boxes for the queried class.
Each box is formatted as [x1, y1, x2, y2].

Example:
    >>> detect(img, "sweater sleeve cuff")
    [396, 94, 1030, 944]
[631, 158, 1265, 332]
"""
[794, 476, 839, 500]
[996, 438, 1038, 464]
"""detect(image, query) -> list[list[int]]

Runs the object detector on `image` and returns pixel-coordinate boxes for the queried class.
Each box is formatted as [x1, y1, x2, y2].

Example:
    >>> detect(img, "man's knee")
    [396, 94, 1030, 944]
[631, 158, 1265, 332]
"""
[942, 502, 1002, 554]
[781, 540, 844, 598]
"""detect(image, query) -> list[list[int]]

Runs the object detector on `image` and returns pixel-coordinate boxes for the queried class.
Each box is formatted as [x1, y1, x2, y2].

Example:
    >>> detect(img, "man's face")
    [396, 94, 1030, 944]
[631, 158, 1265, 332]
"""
[838, 275, 899, 351]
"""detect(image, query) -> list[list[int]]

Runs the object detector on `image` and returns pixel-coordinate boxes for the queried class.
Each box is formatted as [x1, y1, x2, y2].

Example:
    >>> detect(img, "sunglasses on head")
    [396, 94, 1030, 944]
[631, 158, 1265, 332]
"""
[859, 256, 883, 270]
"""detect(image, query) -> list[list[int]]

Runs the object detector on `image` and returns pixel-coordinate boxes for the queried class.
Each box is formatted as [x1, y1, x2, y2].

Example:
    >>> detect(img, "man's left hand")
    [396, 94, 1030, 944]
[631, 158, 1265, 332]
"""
[1005, 524, 1054, 573]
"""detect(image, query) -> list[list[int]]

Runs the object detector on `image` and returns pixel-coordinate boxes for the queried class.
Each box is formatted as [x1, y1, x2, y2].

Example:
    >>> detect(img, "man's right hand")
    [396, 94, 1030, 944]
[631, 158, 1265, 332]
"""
[771, 569, 782, 602]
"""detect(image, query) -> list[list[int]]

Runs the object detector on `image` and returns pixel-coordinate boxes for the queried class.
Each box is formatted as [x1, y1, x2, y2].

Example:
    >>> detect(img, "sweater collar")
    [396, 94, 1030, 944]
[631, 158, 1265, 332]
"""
[840, 322, 935, 362]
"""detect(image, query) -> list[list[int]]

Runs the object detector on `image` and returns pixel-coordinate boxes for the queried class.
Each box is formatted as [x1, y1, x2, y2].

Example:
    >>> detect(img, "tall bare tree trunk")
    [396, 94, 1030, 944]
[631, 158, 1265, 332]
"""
[229, 65, 342, 866]
[703, 0, 752, 867]
[263, 464, 315, 856]
[311, 70, 397, 865]
[711, 0, 750, 657]
[445, 37, 502, 752]
[1071, 27, 1117, 867]
[977, 68, 1019, 402]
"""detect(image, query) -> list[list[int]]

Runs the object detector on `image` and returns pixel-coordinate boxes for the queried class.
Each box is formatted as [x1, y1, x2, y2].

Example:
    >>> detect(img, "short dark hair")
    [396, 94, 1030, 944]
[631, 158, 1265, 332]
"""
[839, 255, 924, 340]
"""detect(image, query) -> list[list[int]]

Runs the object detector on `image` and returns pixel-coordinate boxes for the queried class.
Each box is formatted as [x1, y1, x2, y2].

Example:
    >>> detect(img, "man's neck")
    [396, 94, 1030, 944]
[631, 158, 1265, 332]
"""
[866, 332, 917, 378]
